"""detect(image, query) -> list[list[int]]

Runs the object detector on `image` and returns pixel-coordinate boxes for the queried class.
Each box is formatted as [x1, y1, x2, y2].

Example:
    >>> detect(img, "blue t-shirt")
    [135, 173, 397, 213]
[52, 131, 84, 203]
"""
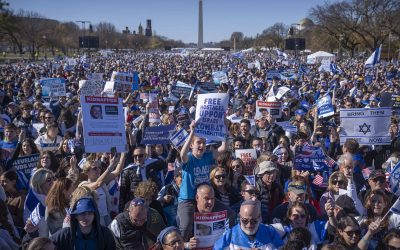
[179, 151, 214, 201]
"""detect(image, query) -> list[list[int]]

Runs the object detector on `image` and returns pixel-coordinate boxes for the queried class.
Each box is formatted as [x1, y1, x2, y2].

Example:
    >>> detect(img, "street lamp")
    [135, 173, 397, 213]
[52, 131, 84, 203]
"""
[388, 32, 392, 60]
[338, 34, 344, 60]
[42, 35, 47, 60]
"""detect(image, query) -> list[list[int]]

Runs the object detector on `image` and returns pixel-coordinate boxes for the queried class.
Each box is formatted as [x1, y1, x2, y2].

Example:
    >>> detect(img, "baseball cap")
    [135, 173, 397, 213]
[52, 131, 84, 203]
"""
[256, 161, 277, 175]
[295, 109, 305, 116]
[288, 182, 307, 195]
[335, 194, 360, 217]
[71, 198, 96, 215]
[368, 169, 385, 180]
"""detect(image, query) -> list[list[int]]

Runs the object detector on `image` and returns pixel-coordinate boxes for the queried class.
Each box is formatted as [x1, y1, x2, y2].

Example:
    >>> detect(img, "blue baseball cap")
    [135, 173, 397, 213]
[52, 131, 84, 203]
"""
[295, 109, 306, 116]
[130, 105, 140, 112]
[71, 198, 96, 215]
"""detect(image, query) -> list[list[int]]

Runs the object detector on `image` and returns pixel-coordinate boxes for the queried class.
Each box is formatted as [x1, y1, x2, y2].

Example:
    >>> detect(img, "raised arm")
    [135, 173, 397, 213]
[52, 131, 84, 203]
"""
[180, 121, 195, 164]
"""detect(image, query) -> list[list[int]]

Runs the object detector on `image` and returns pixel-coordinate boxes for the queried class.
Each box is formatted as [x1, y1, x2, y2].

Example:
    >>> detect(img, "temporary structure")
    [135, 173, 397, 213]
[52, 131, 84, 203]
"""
[307, 51, 336, 64]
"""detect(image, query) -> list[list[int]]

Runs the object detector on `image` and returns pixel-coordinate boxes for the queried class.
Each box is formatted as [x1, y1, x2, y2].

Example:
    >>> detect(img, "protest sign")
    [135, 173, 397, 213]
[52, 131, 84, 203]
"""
[198, 82, 217, 93]
[176, 113, 191, 127]
[110, 71, 134, 92]
[318, 59, 332, 72]
[148, 93, 160, 123]
[170, 81, 193, 99]
[170, 128, 189, 148]
[275, 121, 298, 134]
[40, 78, 66, 97]
[392, 95, 400, 108]
[235, 149, 257, 175]
[89, 73, 103, 81]
[79, 80, 104, 97]
[103, 81, 115, 97]
[132, 72, 139, 91]
[280, 69, 298, 80]
[317, 95, 334, 118]
[80, 96, 127, 152]
[195, 93, 228, 141]
[194, 211, 227, 249]
[256, 101, 282, 118]
[339, 108, 391, 145]
[141, 125, 176, 145]
[32, 123, 44, 138]
[12, 154, 40, 178]
[294, 144, 329, 171]
[212, 71, 228, 85]
[276, 86, 291, 99]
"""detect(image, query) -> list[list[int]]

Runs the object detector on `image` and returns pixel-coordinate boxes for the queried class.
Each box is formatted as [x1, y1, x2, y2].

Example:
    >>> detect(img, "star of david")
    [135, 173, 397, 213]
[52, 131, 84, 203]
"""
[359, 123, 371, 135]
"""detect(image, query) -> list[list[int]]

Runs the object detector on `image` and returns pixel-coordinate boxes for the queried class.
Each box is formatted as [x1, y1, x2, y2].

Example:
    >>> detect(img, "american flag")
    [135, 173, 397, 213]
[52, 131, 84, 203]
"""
[312, 174, 325, 187]
[325, 155, 337, 169]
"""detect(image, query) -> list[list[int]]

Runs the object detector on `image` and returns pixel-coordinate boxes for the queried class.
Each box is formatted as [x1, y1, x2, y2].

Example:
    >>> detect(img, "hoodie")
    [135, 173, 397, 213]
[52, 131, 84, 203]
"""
[50, 196, 116, 250]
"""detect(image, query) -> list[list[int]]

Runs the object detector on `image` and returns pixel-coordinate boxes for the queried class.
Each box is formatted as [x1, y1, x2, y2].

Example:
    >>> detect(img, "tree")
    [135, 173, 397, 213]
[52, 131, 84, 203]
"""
[0, 1, 23, 54]
[261, 22, 287, 48]
[230, 32, 244, 50]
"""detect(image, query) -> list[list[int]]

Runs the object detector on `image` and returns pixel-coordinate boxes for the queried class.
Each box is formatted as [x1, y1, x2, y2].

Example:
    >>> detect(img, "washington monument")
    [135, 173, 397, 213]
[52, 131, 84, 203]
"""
[198, 0, 203, 48]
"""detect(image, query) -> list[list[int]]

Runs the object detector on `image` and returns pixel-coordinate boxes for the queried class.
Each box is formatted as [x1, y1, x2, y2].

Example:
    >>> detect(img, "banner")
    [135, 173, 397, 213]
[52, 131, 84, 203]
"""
[194, 211, 227, 249]
[148, 93, 160, 123]
[40, 78, 66, 97]
[266, 70, 281, 81]
[195, 93, 228, 141]
[80, 96, 127, 152]
[212, 71, 228, 85]
[79, 80, 104, 96]
[141, 124, 176, 145]
[276, 86, 291, 100]
[170, 128, 189, 148]
[317, 95, 334, 118]
[275, 121, 298, 134]
[88, 73, 103, 81]
[235, 149, 257, 175]
[170, 81, 193, 99]
[12, 154, 40, 178]
[110, 71, 135, 92]
[339, 108, 391, 145]
[103, 81, 115, 97]
[294, 144, 329, 171]
[198, 82, 217, 93]
[256, 101, 282, 118]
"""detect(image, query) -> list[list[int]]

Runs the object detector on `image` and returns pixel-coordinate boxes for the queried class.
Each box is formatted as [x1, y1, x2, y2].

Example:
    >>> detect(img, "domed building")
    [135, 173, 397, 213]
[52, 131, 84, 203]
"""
[298, 18, 314, 31]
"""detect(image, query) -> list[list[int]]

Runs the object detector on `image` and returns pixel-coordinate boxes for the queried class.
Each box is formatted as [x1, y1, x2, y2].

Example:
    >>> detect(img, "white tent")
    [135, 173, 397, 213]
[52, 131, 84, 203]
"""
[307, 51, 336, 64]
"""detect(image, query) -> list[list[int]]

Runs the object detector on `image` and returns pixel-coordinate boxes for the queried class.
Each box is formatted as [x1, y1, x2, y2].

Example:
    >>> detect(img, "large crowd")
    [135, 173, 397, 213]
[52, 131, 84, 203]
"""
[0, 50, 399, 250]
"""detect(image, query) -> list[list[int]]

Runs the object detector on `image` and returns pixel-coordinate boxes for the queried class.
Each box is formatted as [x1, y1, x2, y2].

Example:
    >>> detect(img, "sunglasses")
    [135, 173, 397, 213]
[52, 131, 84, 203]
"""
[243, 189, 258, 196]
[231, 164, 242, 169]
[344, 230, 361, 237]
[134, 154, 144, 158]
[45, 117, 53, 119]
[332, 180, 345, 185]
[240, 217, 259, 225]
[215, 175, 226, 180]
[130, 198, 145, 206]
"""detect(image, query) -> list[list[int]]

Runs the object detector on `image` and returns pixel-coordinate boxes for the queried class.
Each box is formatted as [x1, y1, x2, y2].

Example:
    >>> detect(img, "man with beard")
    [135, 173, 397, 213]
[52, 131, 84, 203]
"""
[214, 200, 283, 249]
[110, 198, 165, 250]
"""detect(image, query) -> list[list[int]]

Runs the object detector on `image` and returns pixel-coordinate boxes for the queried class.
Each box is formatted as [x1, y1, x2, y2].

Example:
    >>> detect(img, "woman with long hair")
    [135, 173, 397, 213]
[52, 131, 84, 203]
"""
[358, 190, 400, 249]
[0, 199, 20, 249]
[210, 167, 241, 207]
[0, 170, 26, 229]
[35, 151, 59, 174]
[45, 177, 75, 235]
[227, 158, 245, 191]
[57, 109, 76, 137]
[79, 152, 126, 226]
[319, 172, 348, 216]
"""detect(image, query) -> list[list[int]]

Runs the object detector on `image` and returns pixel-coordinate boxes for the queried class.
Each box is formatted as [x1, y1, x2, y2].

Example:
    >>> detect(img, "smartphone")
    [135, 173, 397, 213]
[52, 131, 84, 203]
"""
[110, 147, 117, 157]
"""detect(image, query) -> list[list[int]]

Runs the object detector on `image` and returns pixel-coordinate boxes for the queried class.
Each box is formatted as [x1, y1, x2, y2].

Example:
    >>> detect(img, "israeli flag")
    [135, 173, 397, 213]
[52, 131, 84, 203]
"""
[244, 175, 255, 186]
[389, 161, 400, 196]
[232, 51, 244, 59]
[276, 49, 288, 59]
[364, 45, 382, 68]
[390, 197, 400, 215]
[170, 128, 189, 148]
[330, 63, 342, 74]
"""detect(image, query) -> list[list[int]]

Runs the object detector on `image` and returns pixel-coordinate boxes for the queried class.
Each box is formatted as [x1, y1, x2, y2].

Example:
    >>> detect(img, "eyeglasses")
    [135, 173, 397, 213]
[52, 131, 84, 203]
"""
[215, 175, 226, 180]
[344, 230, 361, 237]
[371, 177, 386, 183]
[240, 216, 259, 225]
[291, 214, 307, 220]
[388, 246, 400, 250]
[163, 239, 183, 247]
[231, 164, 241, 169]
[243, 189, 258, 196]
[134, 154, 144, 158]
[332, 180, 345, 185]
[45, 116, 53, 119]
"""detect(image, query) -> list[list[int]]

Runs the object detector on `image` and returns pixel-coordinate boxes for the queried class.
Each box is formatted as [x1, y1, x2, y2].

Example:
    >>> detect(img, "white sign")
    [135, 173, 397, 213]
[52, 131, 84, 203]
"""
[235, 149, 257, 175]
[194, 211, 227, 249]
[256, 100, 282, 118]
[40, 78, 66, 97]
[195, 93, 228, 141]
[148, 93, 160, 123]
[80, 96, 127, 152]
[339, 108, 391, 145]
[276, 86, 291, 100]
[79, 80, 104, 97]
[110, 71, 134, 92]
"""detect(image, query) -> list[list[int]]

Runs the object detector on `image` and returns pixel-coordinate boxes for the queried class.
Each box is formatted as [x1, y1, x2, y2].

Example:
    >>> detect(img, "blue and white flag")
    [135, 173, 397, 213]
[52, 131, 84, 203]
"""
[244, 175, 255, 186]
[330, 63, 342, 74]
[317, 95, 334, 118]
[231, 51, 244, 60]
[276, 49, 288, 59]
[389, 161, 400, 196]
[365, 45, 382, 68]
[390, 197, 400, 215]
[170, 128, 189, 148]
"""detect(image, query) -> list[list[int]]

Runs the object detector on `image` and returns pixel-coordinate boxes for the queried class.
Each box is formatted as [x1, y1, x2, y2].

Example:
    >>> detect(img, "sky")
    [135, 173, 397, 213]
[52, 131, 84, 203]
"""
[9, 0, 327, 43]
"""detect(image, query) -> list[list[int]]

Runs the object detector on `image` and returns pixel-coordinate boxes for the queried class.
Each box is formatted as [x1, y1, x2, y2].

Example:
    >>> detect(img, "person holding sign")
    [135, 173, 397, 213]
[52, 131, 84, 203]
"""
[177, 121, 227, 242]
[214, 200, 283, 249]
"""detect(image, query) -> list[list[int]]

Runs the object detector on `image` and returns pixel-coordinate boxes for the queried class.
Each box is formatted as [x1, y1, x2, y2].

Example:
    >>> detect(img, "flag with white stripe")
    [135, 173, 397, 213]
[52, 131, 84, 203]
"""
[170, 128, 189, 148]
[365, 45, 382, 68]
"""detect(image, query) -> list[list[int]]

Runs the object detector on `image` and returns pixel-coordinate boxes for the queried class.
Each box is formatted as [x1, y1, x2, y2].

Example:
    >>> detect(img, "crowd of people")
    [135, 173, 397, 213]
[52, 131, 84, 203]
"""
[0, 49, 399, 249]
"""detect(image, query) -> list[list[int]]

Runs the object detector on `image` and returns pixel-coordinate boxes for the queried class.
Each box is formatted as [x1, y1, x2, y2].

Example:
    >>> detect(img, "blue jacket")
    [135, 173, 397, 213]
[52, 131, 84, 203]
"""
[213, 223, 283, 250]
